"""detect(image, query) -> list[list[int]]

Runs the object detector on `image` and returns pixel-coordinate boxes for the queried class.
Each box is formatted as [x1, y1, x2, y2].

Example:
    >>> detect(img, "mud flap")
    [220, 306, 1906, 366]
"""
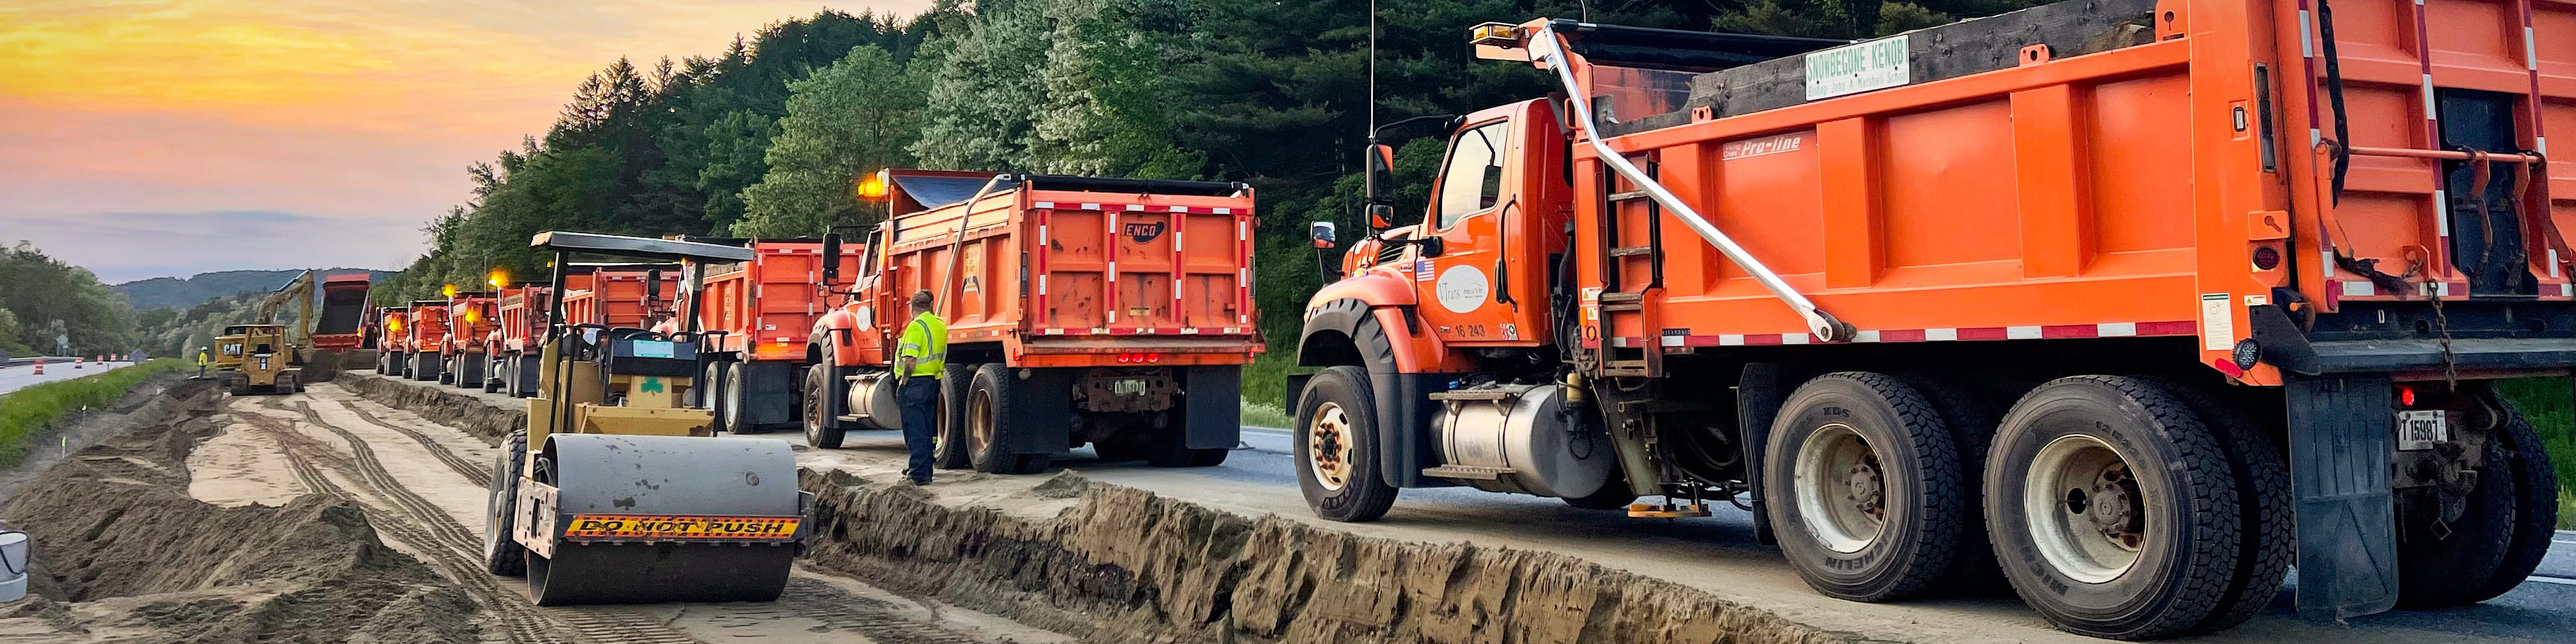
[1005, 368, 1074, 456]
[1736, 363, 1782, 546]
[737, 361, 797, 426]
[1181, 365, 1242, 450]
[2284, 373, 2400, 620]
[1374, 372, 1457, 489]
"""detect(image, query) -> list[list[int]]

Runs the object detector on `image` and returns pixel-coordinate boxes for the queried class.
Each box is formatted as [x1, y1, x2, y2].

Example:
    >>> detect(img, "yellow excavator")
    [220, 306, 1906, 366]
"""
[482, 231, 806, 605]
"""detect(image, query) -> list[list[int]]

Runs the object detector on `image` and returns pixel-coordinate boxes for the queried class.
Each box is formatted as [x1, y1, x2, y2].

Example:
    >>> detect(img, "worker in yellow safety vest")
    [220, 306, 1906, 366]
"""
[893, 289, 948, 485]
[195, 346, 211, 378]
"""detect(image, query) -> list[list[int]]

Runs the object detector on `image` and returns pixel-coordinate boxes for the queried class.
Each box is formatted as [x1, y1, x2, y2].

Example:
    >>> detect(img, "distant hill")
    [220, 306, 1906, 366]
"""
[115, 269, 395, 312]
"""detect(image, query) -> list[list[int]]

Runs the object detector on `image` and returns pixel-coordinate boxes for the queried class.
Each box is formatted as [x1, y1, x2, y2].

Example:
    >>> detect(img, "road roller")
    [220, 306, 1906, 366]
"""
[482, 231, 809, 605]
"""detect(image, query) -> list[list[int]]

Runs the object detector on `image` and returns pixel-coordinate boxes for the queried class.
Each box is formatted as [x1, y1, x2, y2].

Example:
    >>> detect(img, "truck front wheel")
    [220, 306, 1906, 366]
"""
[1765, 372, 1965, 602]
[1294, 365, 1397, 522]
[1986, 376, 2239, 640]
[801, 356, 845, 448]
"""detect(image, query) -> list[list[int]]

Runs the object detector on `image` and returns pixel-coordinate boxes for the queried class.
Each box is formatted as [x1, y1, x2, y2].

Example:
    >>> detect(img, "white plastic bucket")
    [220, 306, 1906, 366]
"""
[0, 530, 28, 602]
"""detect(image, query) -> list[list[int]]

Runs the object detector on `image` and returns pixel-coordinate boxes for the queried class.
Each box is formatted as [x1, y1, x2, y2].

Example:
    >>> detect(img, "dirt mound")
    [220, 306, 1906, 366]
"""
[333, 372, 518, 445]
[0, 388, 477, 643]
[797, 469, 1842, 644]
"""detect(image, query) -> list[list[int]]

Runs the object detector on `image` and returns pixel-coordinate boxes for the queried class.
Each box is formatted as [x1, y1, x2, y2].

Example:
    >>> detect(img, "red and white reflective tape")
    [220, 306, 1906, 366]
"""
[1036, 326, 1246, 336]
[1602, 321, 2198, 348]
[1032, 201, 1241, 215]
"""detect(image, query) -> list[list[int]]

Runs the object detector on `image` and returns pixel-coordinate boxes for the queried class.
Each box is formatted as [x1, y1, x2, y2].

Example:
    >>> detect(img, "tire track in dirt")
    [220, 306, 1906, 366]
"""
[232, 400, 698, 644]
[315, 392, 491, 485]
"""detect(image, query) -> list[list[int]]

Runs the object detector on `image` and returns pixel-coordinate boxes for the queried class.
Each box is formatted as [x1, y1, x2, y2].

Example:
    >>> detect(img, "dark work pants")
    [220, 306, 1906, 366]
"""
[898, 376, 940, 480]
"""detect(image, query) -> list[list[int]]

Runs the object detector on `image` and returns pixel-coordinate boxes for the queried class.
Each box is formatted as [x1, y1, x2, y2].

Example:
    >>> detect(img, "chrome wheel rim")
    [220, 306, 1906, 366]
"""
[1306, 402, 1354, 491]
[1793, 424, 1889, 554]
[2024, 434, 2147, 583]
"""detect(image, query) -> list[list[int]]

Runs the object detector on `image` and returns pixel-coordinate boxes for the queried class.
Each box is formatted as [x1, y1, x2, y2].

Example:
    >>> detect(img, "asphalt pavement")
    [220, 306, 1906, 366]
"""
[0, 360, 135, 396]
[364, 371, 2576, 643]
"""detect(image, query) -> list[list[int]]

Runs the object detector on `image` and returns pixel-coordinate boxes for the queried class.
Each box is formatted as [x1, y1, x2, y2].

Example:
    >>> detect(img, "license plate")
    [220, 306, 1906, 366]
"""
[2396, 410, 2448, 450]
[1112, 379, 1146, 396]
[562, 514, 799, 540]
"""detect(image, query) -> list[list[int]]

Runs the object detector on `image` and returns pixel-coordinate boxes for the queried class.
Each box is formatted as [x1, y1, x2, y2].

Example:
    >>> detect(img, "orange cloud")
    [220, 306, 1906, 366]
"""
[0, 0, 931, 281]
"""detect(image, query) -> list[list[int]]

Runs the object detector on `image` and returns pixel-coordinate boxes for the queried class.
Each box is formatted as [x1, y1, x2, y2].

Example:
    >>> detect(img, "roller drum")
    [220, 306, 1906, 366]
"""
[529, 433, 801, 605]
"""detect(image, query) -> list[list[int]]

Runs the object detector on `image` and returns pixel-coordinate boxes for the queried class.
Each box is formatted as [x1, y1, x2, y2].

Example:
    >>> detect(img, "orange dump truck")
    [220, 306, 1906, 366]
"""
[440, 293, 497, 388]
[485, 284, 551, 395]
[1291, 4, 2569, 638]
[373, 306, 410, 376]
[560, 268, 678, 330]
[310, 272, 374, 351]
[401, 300, 449, 381]
[677, 239, 863, 434]
[809, 171, 1261, 473]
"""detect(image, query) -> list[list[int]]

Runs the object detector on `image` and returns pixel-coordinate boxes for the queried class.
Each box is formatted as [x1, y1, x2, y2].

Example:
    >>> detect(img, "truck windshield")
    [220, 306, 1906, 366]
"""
[1436, 120, 1511, 229]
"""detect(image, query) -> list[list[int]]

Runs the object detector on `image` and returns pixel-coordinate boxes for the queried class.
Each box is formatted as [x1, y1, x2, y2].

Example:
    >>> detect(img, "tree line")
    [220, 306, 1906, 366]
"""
[372, 0, 2046, 351]
[0, 243, 136, 358]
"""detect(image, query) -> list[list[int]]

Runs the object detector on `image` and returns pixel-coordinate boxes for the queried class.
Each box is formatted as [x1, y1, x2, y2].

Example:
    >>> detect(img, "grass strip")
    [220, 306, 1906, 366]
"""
[0, 359, 185, 465]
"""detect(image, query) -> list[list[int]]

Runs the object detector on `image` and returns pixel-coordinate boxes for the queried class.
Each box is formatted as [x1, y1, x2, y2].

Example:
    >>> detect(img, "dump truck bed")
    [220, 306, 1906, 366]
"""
[690, 240, 861, 361]
[560, 272, 671, 330]
[1556, 0, 2572, 367]
[871, 171, 1262, 367]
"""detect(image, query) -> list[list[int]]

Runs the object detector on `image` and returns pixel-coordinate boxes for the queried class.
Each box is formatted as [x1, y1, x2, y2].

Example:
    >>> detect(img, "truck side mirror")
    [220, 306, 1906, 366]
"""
[644, 269, 664, 302]
[1309, 221, 1337, 249]
[820, 233, 843, 285]
[1362, 144, 1397, 208]
[1367, 204, 1394, 229]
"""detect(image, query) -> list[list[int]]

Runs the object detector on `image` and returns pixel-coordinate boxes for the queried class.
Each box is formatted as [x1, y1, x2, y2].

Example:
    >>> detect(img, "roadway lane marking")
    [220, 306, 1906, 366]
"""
[2526, 576, 2576, 586]
[2556, 539, 2576, 546]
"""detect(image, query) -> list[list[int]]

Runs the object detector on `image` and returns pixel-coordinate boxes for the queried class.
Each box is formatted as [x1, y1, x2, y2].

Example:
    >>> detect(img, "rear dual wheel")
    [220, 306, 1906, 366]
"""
[1765, 372, 1968, 602]
[1985, 376, 2246, 640]
[965, 364, 1050, 475]
[934, 363, 974, 469]
[2393, 392, 2561, 609]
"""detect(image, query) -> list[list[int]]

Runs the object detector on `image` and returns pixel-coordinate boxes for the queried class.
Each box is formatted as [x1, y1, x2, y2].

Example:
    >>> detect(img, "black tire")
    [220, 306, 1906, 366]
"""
[2142, 378, 2293, 634]
[1897, 375, 2011, 596]
[967, 364, 1047, 474]
[438, 356, 455, 385]
[482, 358, 503, 393]
[702, 360, 730, 434]
[801, 356, 845, 449]
[2392, 399, 2520, 609]
[289, 374, 305, 393]
[1293, 365, 1399, 522]
[1763, 372, 1965, 602]
[1986, 376, 2239, 640]
[934, 363, 974, 469]
[484, 429, 530, 576]
[723, 362, 758, 434]
[2473, 395, 2561, 602]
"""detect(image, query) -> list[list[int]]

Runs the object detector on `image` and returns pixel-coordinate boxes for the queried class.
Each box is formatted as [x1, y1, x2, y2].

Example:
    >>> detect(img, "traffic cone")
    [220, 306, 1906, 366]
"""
[32, 358, 42, 375]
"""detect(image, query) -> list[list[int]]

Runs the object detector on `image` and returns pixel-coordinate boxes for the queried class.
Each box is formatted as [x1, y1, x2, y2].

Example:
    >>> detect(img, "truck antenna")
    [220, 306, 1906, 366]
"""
[1365, 0, 1376, 141]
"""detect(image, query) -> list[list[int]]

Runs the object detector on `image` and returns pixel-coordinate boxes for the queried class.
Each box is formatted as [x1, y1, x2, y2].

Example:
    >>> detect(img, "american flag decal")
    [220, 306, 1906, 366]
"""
[1414, 259, 1434, 282]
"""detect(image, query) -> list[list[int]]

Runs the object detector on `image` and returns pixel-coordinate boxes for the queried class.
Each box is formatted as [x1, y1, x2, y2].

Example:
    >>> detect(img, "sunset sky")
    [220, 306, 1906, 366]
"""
[0, 0, 927, 284]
